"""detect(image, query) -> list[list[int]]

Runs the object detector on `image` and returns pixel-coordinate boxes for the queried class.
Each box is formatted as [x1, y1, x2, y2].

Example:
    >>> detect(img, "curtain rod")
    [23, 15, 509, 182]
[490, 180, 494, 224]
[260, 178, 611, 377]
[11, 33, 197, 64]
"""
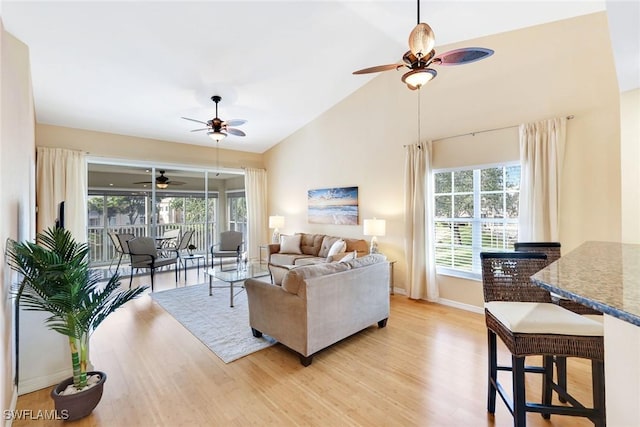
[404, 115, 574, 146]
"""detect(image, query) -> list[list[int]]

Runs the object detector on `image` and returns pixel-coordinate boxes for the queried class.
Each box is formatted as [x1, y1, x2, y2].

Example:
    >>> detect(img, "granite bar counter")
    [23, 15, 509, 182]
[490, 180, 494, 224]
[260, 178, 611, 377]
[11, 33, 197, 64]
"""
[531, 241, 640, 426]
[531, 241, 640, 326]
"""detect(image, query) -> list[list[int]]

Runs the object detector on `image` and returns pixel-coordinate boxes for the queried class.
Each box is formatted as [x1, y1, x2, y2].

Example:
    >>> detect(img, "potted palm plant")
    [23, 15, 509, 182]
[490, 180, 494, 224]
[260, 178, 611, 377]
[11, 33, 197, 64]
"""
[7, 227, 147, 421]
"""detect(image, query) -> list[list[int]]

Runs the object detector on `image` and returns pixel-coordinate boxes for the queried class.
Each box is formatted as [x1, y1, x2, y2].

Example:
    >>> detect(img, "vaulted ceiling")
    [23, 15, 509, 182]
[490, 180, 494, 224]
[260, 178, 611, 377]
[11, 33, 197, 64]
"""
[2, 1, 636, 154]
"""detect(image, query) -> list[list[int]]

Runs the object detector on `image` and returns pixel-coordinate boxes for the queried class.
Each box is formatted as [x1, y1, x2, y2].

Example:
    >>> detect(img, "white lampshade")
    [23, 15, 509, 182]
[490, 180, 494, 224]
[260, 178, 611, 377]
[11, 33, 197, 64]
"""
[402, 68, 437, 89]
[363, 218, 386, 237]
[269, 215, 285, 229]
[208, 130, 227, 141]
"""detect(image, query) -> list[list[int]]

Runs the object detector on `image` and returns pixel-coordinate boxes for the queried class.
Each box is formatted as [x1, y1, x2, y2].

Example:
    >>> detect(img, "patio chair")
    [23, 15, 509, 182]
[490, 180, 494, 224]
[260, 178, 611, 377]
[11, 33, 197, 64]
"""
[107, 231, 133, 275]
[210, 231, 243, 271]
[126, 236, 177, 291]
[164, 229, 195, 275]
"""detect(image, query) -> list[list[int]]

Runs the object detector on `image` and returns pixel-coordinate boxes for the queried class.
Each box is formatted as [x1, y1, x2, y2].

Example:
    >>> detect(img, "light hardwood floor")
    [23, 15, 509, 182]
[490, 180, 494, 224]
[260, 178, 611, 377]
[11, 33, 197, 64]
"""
[14, 268, 595, 426]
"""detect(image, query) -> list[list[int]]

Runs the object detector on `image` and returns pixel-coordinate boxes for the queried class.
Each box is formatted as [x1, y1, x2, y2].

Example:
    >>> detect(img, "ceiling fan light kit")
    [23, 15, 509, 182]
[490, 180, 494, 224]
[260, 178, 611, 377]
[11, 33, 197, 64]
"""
[402, 68, 437, 90]
[182, 95, 246, 142]
[353, 0, 494, 90]
[208, 130, 227, 141]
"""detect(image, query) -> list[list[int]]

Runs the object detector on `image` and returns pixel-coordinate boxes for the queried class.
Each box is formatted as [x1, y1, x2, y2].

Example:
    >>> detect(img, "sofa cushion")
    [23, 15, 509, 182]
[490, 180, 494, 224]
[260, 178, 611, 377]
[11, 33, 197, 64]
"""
[298, 233, 323, 256]
[282, 262, 351, 295]
[344, 238, 369, 256]
[270, 253, 314, 266]
[292, 257, 326, 266]
[338, 251, 357, 263]
[345, 253, 387, 269]
[326, 239, 346, 259]
[318, 236, 342, 258]
[280, 234, 302, 254]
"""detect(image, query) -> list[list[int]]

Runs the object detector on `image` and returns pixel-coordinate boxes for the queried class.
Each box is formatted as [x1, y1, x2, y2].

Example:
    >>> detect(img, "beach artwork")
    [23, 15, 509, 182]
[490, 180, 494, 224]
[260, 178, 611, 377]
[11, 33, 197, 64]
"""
[308, 186, 359, 225]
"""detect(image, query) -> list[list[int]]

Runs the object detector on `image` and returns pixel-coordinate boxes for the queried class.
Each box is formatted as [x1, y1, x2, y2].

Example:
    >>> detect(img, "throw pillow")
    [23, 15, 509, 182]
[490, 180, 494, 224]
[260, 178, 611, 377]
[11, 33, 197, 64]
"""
[338, 251, 356, 263]
[279, 234, 302, 254]
[327, 239, 346, 257]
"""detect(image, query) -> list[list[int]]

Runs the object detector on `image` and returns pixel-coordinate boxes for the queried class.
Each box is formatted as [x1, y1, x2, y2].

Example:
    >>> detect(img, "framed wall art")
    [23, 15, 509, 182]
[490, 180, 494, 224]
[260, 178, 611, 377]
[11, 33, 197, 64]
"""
[307, 186, 358, 225]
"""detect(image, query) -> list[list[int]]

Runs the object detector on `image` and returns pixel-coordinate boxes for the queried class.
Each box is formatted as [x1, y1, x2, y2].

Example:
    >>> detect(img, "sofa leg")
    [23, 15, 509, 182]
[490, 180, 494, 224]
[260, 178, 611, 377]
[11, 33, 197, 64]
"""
[300, 355, 313, 367]
[378, 318, 388, 328]
[251, 328, 263, 338]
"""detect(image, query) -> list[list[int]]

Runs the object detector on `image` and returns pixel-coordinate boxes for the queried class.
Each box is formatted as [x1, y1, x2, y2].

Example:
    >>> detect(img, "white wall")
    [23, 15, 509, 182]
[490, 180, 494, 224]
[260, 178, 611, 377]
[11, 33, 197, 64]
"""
[620, 89, 640, 244]
[265, 13, 622, 308]
[0, 20, 37, 408]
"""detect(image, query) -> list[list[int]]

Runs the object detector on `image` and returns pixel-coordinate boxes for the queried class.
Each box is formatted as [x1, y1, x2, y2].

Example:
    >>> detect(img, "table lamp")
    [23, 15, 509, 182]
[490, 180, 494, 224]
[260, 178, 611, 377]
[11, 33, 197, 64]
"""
[363, 218, 386, 254]
[269, 215, 285, 243]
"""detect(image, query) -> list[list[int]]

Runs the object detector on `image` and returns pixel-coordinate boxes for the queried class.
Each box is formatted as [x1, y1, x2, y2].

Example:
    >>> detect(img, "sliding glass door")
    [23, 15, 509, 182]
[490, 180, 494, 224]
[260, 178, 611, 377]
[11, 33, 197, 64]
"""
[87, 162, 243, 267]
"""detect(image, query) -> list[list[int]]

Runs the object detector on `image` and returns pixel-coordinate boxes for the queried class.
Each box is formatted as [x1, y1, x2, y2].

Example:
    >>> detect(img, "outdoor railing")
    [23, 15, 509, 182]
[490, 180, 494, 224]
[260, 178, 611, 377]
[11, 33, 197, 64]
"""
[88, 223, 217, 266]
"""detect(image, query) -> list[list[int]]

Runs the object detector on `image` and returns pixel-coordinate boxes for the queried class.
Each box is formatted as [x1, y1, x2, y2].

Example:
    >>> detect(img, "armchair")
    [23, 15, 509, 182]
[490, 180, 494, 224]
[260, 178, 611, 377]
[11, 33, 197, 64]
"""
[210, 231, 243, 271]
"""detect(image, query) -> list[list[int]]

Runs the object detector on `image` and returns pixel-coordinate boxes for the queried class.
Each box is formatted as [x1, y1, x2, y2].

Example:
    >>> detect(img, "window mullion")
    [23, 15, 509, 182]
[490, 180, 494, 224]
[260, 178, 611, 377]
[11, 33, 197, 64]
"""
[472, 169, 481, 273]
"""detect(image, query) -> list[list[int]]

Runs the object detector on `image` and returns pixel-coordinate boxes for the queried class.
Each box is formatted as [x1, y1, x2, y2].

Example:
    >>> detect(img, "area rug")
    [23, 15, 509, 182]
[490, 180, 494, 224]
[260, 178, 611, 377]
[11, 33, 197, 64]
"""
[150, 283, 276, 363]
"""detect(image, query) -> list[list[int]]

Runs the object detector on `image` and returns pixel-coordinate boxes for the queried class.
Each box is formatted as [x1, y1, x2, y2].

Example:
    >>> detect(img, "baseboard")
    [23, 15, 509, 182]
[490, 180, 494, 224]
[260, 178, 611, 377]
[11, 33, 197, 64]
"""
[390, 286, 407, 296]
[18, 368, 71, 395]
[437, 298, 484, 314]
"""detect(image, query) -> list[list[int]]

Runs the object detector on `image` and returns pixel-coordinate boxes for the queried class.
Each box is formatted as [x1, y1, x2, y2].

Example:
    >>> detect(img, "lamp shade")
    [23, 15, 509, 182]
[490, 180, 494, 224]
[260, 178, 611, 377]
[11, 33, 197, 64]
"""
[402, 68, 437, 89]
[208, 130, 227, 141]
[269, 215, 285, 229]
[363, 218, 386, 237]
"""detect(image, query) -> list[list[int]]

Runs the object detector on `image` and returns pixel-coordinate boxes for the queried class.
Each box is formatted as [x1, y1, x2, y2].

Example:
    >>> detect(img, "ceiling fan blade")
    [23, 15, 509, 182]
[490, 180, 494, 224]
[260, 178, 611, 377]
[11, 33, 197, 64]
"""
[190, 128, 209, 132]
[226, 128, 246, 137]
[352, 63, 405, 75]
[181, 116, 208, 125]
[224, 119, 247, 127]
[166, 181, 186, 185]
[133, 181, 153, 185]
[433, 47, 494, 66]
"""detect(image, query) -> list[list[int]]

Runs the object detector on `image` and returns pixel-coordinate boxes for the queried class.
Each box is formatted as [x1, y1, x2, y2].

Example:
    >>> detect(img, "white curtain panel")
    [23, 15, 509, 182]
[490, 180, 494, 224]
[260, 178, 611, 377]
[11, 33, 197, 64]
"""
[404, 143, 438, 301]
[518, 117, 567, 241]
[245, 168, 268, 260]
[36, 147, 87, 242]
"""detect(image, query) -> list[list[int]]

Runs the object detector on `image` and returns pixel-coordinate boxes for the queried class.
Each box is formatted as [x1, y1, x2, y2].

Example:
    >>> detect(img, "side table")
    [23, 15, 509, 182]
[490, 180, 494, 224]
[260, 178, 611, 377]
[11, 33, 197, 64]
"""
[180, 254, 204, 281]
[259, 244, 269, 266]
[389, 260, 396, 295]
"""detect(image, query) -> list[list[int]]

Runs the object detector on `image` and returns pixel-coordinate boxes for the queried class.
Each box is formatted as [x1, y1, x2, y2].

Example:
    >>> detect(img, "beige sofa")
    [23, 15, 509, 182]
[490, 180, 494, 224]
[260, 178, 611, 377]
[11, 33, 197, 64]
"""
[267, 232, 369, 266]
[245, 254, 390, 366]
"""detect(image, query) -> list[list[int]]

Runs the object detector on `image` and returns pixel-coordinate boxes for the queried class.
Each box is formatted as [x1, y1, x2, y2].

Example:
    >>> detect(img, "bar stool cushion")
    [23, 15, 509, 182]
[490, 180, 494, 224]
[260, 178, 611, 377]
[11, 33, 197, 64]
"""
[485, 302, 603, 336]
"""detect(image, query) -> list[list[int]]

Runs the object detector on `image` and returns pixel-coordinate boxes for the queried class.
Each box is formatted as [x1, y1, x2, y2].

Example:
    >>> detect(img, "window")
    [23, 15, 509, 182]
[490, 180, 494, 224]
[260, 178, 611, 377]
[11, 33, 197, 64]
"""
[227, 191, 247, 236]
[434, 164, 520, 277]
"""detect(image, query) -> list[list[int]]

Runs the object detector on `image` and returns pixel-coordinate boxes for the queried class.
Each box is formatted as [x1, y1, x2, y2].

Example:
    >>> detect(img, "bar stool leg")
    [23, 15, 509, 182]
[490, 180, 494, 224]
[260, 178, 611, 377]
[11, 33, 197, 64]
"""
[556, 356, 568, 403]
[487, 330, 498, 414]
[542, 355, 554, 419]
[512, 356, 526, 427]
[592, 360, 606, 427]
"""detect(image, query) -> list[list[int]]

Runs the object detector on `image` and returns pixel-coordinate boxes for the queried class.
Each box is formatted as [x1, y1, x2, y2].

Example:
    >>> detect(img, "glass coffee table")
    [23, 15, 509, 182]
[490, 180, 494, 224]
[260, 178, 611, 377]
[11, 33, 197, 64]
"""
[205, 262, 270, 307]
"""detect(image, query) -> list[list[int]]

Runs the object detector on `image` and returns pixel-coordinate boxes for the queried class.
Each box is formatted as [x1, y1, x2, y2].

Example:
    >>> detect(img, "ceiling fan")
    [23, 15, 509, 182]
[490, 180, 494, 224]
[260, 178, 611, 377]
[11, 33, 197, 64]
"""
[134, 170, 185, 189]
[181, 95, 247, 141]
[353, 0, 494, 90]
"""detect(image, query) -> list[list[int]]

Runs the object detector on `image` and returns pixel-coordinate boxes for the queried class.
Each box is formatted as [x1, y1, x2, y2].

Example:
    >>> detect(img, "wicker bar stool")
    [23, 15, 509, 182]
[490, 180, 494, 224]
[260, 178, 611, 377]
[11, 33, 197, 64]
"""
[514, 242, 603, 401]
[481, 252, 605, 426]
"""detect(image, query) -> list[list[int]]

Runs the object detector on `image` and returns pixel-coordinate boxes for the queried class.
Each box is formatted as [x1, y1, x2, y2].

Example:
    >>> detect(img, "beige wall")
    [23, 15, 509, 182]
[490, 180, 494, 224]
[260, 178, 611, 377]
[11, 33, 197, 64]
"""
[1, 21, 36, 412]
[37, 123, 265, 172]
[620, 89, 640, 243]
[265, 12, 622, 308]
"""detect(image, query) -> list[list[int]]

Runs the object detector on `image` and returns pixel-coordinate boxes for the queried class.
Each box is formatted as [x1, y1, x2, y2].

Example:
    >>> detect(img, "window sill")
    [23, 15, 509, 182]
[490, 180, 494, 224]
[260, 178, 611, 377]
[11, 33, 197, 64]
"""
[436, 267, 481, 282]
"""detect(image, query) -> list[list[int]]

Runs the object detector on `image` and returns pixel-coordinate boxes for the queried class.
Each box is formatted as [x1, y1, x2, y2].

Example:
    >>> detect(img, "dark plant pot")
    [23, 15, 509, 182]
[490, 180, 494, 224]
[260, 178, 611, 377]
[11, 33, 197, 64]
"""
[51, 371, 107, 422]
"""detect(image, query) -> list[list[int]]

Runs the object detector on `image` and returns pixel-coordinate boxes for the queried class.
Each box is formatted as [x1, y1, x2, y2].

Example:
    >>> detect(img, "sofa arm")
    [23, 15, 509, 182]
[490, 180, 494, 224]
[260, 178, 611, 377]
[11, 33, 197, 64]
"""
[267, 244, 281, 262]
[245, 278, 307, 355]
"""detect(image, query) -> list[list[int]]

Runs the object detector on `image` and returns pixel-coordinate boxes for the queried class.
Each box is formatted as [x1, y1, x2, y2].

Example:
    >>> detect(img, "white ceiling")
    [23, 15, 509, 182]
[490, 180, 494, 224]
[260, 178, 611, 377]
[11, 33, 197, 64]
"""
[2, 1, 634, 154]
